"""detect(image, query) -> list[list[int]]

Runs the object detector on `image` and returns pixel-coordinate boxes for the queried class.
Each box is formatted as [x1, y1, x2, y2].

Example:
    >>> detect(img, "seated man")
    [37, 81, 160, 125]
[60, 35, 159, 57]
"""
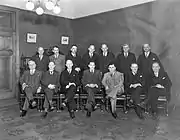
[41, 61, 60, 118]
[20, 60, 42, 117]
[102, 62, 124, 119]
[81, 61, 102, 117]
[60, 60, 80, 119]
[125, 63, 145, 119]
[147, 62, 172, 118]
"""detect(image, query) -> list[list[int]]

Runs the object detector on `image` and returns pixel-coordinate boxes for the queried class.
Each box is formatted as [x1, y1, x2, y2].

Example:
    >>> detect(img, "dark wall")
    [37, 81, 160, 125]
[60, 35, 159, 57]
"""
[19, 10, 73, 57]
[72, 3, 152, 56]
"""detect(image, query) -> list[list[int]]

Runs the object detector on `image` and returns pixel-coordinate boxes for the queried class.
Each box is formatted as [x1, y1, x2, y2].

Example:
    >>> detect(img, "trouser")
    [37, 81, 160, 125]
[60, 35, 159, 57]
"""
[147, 87, 167, 113]
[23, 87, 37, 110]
[128, 86, 142, 115]
[109, 98, 117, 113]
[85, 87, 99, 112]
[65, 85, 77, 112]
[43, 88, 54, 110]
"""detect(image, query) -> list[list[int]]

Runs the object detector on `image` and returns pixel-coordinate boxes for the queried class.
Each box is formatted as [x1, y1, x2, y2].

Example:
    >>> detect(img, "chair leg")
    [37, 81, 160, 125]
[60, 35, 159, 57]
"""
[165, 101, 168, 116]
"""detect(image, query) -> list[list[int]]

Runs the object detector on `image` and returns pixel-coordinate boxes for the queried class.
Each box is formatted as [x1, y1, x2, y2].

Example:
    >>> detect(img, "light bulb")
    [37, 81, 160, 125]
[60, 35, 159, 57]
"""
[53, 6, 61, 14]
[26, 1, 35, 10]
[45, 1, 54, 10]
[36, 7, 44, 15]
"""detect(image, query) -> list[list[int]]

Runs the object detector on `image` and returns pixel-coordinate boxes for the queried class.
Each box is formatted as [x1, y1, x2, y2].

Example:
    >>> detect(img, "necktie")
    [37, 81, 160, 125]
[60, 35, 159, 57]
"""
[39, 55, 43, 60]
[30, 70, 34, 75]
[145, 52, 148, 58]
[155, 72, 158, 77]
[90, 53, 93, 58]
[125, 53, 128, 57]
[68, 69, 71, 74]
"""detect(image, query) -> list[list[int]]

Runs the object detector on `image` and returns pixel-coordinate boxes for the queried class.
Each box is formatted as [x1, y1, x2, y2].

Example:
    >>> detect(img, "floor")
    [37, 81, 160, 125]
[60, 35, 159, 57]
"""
[0, 99, 180, 140]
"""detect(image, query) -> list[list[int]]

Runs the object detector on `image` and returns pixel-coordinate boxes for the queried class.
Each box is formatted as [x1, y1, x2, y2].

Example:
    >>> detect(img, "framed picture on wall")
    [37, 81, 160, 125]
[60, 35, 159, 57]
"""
[27, 33, 37, 43]
[61, 36, 69, 45]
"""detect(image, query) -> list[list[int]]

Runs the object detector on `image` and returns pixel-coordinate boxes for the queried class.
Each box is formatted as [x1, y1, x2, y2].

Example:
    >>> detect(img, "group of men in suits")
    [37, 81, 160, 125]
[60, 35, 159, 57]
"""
[20, 43, 172, 120]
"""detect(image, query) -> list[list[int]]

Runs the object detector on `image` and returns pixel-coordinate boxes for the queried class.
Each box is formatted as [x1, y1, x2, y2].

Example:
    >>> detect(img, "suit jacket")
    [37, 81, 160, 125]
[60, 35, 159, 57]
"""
[137, 52, 164, 76]
[116, 52, 136, 74]
[82, 52, 99, 70]
[66, 52, 83, 70]
[31, 54, 50, 72]
[82, 69, 102, 89]
[99, 51, 115, 74]
[41, 70, 60, 91]
[60, 69, 80, 91]
[49, 54, 65, 74]
[125, 71, 145, 89]
[102, 71, 124, 92]
[20, 70, 42, 90]
[149, 70, 172, 91]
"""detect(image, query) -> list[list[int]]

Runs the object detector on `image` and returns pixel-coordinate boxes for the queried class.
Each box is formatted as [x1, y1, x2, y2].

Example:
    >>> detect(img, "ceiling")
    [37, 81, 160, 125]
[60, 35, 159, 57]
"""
[0, 0, 155, 19]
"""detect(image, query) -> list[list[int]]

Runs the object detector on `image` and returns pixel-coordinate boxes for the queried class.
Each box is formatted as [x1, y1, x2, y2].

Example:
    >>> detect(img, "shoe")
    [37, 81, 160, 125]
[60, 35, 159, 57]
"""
[135, 107, 145, 120]
[20, 110, 27, 117]
[69, 111, 75, 119]
[48, 106, 55, 112]
[41, 112, 48, 118]
[112, 112, 117, 119]
[86, 111, 91, 117]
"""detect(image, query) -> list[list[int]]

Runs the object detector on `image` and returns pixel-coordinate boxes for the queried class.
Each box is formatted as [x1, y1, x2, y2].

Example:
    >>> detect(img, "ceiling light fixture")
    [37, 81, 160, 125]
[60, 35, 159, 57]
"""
[25, 0, 61, 15]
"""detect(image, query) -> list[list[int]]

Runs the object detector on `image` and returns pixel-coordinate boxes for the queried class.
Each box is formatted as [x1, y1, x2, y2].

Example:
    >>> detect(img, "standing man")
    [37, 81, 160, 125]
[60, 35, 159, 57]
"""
[49, 46, 65, 75]
[147, 62, 172, 119]
[102, 62, 124, 119]
[81, 62, 102, 117]
[137, 44, 164, 93]
[82, 44, 99, 70]
[20, 60, 42, 117]
[99, 43, 115, 75]
[125, 63, 145, 119]
[60, 60, 80, 119]
[31, 47, 50, 72]
[41, 61, 60, 118]
[116, 44, 136, 89]
[66, 45, 82, 72]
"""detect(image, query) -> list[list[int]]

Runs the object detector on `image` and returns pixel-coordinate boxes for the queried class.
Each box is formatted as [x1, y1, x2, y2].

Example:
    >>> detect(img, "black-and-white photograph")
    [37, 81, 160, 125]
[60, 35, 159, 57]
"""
[0, 0, 179, 140]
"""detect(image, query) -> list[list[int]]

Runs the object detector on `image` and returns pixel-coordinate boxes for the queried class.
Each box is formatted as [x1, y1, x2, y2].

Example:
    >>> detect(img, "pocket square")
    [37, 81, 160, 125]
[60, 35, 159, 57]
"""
[152, 58, 155, 60]
[140, 75, 142, 78]
[162, 77, 166, 79]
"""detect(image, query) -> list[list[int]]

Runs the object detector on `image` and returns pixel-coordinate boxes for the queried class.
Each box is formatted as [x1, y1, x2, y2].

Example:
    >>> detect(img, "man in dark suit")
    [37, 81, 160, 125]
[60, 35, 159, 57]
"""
[137, 44, 164, 93]
[31, 47, 50, 72]
[116, 44, 136, 88]
[82, 44, 99, 70]
[41, 61, 60, 118]
[60, 60, 80, 119]
[19, 60, 42, 117]
[66, 45, 82, 72]
[99, 43, 115, 75]
[126, 63, 145, 119]
[82, 62, 102, 117]
[147, 62, 172, 119]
